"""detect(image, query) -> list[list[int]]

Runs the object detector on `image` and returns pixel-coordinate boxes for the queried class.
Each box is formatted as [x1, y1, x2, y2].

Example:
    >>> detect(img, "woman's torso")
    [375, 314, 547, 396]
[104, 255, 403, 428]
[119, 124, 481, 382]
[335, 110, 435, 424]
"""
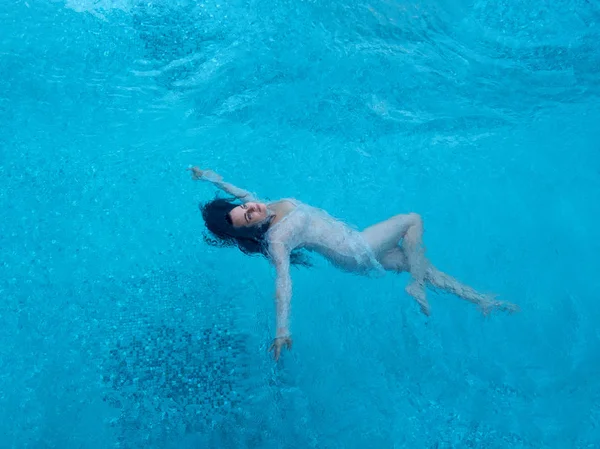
[266, 199, 384, 275]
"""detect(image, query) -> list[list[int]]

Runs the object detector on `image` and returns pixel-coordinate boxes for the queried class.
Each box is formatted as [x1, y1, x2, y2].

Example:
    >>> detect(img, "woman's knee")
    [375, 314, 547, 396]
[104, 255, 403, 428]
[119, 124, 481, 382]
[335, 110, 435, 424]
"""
[394, 212, 421, 227]
[408, 212, 421, 224]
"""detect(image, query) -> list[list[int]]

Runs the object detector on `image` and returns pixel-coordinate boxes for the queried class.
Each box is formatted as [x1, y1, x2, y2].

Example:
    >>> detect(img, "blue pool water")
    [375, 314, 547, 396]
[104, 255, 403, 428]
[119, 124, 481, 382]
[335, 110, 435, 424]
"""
[1, 0, 600, 447]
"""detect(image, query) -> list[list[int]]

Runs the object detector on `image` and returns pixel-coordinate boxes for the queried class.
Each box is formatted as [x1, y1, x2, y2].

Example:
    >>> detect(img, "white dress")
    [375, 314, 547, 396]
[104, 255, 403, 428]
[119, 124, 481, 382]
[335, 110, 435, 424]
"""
[265, 199, 386, 276]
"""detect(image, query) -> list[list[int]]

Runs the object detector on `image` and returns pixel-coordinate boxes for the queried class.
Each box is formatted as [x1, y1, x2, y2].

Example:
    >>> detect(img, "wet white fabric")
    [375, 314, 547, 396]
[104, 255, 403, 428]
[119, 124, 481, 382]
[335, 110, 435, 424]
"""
[267, 199, 385, 274]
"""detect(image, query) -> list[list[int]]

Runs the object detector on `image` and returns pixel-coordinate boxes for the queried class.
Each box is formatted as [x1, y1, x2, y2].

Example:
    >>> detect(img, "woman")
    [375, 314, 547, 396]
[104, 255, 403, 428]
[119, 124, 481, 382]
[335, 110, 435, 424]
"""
[189, 166, 518, 360]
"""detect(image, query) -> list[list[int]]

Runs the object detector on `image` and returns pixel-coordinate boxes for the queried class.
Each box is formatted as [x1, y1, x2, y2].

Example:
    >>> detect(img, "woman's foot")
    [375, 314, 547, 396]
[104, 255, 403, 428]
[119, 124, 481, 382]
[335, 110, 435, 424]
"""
[406, 281, 430, 316]
[479, 297, 520, 316]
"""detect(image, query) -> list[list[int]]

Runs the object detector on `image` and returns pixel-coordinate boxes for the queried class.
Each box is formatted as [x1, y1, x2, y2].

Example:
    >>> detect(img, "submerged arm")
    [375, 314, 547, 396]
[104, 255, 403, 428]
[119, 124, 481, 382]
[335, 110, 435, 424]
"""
[272, 242, 292, 337]
[188, 166, 259, 202]
[269, 241, 293, 360]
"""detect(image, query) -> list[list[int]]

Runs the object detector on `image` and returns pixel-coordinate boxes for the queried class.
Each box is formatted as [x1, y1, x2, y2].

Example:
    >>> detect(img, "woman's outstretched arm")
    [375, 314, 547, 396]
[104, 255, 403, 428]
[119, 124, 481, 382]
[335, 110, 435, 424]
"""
[268, 242, 293, 361]
[188, 166, 260, 202]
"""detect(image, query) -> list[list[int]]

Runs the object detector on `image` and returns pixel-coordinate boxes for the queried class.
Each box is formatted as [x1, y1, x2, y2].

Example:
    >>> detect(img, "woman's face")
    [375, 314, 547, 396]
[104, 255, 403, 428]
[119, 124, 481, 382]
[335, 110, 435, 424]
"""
[228, 202, 268, 227]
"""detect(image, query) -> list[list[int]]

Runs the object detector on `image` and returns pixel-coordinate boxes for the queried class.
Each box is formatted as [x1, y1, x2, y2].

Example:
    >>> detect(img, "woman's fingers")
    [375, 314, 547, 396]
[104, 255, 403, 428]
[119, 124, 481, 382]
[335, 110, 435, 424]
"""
[268, 341, 279, 360]
[268, 338, 292, 361]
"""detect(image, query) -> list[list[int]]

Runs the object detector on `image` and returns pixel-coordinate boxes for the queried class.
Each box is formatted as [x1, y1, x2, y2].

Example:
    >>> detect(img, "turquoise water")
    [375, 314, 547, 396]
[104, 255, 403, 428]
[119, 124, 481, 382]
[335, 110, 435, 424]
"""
[1, 0, 600, 447]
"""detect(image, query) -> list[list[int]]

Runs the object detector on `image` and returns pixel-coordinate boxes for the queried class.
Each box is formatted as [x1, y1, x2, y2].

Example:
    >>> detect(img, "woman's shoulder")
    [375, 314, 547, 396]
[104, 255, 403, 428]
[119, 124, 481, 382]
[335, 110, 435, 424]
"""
[266, 199, 305, 241]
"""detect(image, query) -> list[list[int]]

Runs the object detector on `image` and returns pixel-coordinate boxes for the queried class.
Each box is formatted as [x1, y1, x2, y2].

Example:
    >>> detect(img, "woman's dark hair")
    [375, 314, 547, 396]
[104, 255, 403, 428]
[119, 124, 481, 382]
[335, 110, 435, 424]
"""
[199, 197, 312, 267]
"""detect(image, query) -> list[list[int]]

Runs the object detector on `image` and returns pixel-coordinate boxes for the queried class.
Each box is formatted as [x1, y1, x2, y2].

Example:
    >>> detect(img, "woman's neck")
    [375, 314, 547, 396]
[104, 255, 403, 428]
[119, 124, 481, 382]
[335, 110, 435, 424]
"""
[267, 200, 297, 227]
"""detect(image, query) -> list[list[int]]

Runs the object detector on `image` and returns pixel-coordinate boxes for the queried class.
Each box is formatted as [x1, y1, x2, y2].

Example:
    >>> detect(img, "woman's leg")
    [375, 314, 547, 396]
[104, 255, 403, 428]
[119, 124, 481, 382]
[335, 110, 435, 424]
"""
[426, 265, 519, 314]
[380, 248, 519, 315]
[362, 213, 429, 314]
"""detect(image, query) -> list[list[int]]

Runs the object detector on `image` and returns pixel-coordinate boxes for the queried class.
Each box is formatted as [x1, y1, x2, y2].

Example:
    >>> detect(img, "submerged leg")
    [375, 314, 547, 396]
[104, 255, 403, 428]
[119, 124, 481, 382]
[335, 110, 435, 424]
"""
[426, 266, 519, 315]
[380, 248, 518, 315]
[364, 214, 429, 315]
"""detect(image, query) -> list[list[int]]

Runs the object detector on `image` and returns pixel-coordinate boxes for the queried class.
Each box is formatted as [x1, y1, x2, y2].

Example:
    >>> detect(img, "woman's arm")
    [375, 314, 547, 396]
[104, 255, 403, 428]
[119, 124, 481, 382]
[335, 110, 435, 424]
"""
[268, 242, 293, 361]
[188, 166, 259, 202]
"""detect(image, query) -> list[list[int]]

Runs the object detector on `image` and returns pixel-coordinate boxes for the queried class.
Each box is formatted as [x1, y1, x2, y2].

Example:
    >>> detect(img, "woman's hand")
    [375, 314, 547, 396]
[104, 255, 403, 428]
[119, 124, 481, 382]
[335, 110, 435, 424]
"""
[188, 166, 204, 180]
[187, 166, 222, 182]
[269, 336, 292, 361]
